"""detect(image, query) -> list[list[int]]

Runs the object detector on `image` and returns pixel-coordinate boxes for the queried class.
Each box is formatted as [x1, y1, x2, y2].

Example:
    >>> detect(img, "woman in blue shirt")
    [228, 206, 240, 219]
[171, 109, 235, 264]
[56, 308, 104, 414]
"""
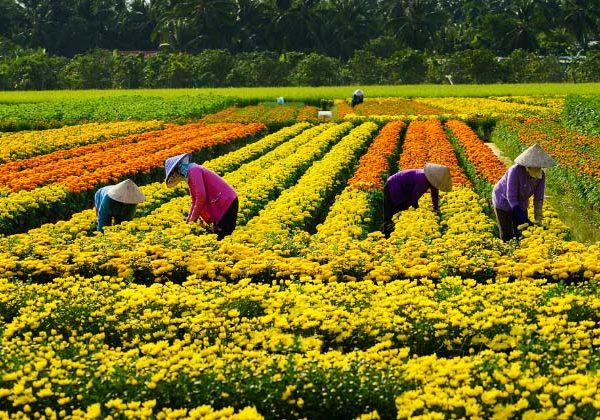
[94, 179, 145, 232]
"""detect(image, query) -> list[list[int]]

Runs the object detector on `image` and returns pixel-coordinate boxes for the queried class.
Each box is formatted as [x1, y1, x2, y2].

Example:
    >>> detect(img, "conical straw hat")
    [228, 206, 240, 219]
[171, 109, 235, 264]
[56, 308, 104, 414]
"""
[164, 152, 192, 186]
[107, 179, 145, 204]
[514, 144, 555, 168]
[424, 163, 452, 192]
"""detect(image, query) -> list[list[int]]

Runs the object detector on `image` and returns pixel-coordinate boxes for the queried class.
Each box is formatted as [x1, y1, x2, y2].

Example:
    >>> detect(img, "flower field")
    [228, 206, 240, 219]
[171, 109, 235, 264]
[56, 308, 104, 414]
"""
[0, 96, 599, 419]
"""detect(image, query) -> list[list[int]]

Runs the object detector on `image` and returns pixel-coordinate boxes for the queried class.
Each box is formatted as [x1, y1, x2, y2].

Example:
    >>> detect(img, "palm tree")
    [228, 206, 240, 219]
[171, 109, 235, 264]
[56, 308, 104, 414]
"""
[232, 0, 273, 52]
[502, 0, 542, 52]
[319, 0, 379, 59]
[271, 0, 324, 52]
[383, 0, 447, 51]
[152, 0, 237, 52]
[561, 0, 600, 51]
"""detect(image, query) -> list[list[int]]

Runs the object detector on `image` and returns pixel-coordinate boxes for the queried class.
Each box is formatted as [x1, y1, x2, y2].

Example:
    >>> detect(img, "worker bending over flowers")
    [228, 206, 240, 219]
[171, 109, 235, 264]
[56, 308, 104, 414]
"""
[382, 163, 452, 238]
[165, 152, 238, 239]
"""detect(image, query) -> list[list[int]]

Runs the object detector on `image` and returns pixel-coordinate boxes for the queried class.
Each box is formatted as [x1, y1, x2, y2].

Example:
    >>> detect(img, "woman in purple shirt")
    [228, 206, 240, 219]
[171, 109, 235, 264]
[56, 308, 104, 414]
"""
[165, 152, 238, 239]
[492, 144, 555, 241]
[382, 163, 452, 238]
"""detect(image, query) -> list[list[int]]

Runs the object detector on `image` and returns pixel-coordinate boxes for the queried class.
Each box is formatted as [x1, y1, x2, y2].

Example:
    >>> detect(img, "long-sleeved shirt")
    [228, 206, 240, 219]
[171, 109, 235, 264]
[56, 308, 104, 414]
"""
[492, 164, 545, 212]
[94, 186, 137, 232]
[186, 164, 237, 224]
[385, 168, 439, 212]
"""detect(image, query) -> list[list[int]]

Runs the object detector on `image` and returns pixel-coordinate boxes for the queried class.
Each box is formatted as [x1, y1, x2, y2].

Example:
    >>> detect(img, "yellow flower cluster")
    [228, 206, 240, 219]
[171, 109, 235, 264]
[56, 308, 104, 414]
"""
[0, 184, 70, 232]
[0, 120, 164, 163]
[1, 274, 599, 417]
[490, 95, 565, 112]
[416, 97, 560, 118]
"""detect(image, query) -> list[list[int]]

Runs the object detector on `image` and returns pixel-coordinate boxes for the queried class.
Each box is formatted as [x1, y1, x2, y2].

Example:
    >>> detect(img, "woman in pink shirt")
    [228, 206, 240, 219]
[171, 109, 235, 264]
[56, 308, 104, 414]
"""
[165, 152, 238, 239]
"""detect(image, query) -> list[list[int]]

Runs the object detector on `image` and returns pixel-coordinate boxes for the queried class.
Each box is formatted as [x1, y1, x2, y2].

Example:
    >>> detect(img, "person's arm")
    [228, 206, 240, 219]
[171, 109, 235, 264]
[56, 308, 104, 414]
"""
[505, 167, 520, 209]
[534, 200, 543, 224]
[96, 196, 111, 232]
[186, 167, 207, 223]
[430, 187, 440, 212]
[533, 173, 546, 224]
[506, 167, 532, 225]
[124, 204, 137, 222]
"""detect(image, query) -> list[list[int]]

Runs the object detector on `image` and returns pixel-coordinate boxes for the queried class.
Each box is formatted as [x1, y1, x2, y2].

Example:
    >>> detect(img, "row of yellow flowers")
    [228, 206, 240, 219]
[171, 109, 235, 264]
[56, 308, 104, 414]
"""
[416, 97, 561, 118]
[490, 95, 565, 111]
[0, 120, 165, 164]
[305, 122, 405, 279]
[1, 274, 599, 418]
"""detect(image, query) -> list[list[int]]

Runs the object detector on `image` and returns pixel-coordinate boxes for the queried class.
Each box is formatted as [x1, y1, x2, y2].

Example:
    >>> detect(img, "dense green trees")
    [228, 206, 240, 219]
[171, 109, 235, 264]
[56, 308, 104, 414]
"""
[0, 0, 598, 88]
[2, 46, 600, 90]
[1, 0, 598, 58]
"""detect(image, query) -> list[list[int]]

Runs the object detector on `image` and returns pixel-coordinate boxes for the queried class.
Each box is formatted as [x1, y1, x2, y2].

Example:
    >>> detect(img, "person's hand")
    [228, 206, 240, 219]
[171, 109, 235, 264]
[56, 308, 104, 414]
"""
[512, 205, 532, 226]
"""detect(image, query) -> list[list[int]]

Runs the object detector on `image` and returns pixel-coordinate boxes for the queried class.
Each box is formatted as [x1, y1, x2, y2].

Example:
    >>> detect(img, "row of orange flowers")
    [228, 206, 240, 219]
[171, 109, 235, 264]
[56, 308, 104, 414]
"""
[199, 104, 301, 125]
[1, 123, 265, 192]
[399, 119, 471, 187]
[0, 123, 186, 175]
[64, 123, 267, 194]
[445, 120, 506, 184]
[347, 121, 405, 191]
[508, 117, 600, 182]
[352, 98, 448, 116]
[295, 105, 321, 122]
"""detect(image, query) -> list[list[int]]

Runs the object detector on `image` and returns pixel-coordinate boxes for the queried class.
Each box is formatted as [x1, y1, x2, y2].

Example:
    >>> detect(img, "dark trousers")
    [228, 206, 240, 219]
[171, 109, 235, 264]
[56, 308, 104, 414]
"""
[382, 183, 396, 238]
[216, 198, 238, 240]
[494, 207, 518, 242]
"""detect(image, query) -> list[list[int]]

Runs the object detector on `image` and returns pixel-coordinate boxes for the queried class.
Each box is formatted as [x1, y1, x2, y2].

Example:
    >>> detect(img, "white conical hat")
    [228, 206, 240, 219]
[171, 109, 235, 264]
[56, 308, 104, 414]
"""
[107, 179, 145, 204]
[424, 163, 452, 192]
[514, 144, 555, 168]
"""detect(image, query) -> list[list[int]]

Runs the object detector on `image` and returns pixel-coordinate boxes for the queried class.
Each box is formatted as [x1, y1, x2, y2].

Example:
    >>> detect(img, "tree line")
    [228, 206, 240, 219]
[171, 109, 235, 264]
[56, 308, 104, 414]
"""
[2, 47, 600, 90]
[1, 0, 599, 58]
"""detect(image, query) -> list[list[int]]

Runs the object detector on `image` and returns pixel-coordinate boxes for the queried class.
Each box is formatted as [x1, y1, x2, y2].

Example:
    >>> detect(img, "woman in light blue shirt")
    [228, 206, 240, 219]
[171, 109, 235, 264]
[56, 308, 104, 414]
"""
[94, 179, 145, 232]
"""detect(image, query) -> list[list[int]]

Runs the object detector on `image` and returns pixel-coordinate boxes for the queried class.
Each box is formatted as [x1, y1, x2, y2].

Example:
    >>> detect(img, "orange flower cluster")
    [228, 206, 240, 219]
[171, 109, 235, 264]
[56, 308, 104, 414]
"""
[296, 106, 320, 122]
[445, 120, 506, 184]
[348, 121, 405, 191]
[335, 101, 354, 119]
[200, 104, 298, 125]
[399, 120, 471, 187]
[509, 119, 600, 182]
[1, 123, 266, 192]
[352, 98, 447, 116]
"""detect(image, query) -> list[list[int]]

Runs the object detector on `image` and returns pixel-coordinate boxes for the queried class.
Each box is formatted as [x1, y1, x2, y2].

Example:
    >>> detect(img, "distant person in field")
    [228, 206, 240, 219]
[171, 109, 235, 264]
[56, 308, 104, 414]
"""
[351, 89, 364, 108]
[164, 152, 238, 239]
[492, 143, 555, 241]
[382, 163, 452, 238]
[94, 179, 145, 232]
